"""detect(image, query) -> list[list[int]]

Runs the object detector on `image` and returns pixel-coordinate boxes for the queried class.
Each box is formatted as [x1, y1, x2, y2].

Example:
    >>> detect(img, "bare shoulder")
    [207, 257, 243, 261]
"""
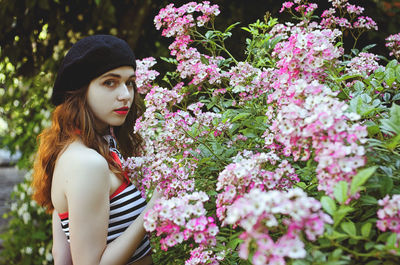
[57, 140, 107, 169]
[54, 140, 109, 191]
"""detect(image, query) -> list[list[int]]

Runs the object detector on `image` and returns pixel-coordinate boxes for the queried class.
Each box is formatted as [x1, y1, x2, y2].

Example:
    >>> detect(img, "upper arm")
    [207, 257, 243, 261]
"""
[62, 150, 110, 264]
[52, 210, 72, 265]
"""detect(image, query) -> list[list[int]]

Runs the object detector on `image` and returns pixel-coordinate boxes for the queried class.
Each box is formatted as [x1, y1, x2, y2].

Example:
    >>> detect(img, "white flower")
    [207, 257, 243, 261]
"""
[25, 247, 33, 255]
[23, 212, 31, 224]
[39, 247, 45, 255]
[345, 112, 361, 121]
[288, 244, 306, 259]
[46, 252, 53, 261]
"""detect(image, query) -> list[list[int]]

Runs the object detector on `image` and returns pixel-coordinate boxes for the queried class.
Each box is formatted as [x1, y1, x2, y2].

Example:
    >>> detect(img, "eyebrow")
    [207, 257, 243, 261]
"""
[100, 73, 136, 79]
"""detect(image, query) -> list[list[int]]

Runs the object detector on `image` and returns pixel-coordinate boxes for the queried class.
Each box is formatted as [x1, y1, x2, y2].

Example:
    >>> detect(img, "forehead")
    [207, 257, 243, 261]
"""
[99, 66, 135, 78]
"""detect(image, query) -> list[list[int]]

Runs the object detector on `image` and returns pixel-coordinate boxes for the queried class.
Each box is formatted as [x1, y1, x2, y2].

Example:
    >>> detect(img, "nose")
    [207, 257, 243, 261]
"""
[118, 84, 133, 101]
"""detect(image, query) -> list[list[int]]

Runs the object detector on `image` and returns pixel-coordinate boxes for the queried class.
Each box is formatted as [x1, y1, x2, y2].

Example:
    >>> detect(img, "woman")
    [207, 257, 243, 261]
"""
[32, 35, 159, 265]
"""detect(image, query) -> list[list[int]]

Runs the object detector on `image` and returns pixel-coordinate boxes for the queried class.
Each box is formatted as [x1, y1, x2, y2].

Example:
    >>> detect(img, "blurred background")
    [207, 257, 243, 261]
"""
[0, 0, 399, 262]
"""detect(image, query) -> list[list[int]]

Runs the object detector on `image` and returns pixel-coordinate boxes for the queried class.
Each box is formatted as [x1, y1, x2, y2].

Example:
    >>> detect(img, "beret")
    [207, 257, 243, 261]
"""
[51, 34, 136, 106]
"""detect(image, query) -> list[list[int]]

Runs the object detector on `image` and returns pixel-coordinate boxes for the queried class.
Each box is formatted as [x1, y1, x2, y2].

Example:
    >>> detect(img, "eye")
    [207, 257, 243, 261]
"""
[103, 79, 117, 87]
[126, 80, 136, 89]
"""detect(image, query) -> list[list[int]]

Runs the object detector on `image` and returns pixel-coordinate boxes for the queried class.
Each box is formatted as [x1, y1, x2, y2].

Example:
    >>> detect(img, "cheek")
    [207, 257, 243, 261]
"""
[87, 91, 109, 115]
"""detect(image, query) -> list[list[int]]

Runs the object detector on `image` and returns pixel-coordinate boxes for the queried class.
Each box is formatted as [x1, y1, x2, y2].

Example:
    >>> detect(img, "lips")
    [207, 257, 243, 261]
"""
[114, 106, 130, 115]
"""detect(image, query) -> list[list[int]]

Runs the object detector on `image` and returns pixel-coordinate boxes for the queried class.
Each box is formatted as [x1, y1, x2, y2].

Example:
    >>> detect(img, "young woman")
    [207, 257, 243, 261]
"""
[32, 35, 160, 265]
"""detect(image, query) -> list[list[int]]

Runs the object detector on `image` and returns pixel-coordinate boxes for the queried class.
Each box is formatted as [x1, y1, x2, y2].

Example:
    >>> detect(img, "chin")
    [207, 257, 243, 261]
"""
[110, 119, 127, 127]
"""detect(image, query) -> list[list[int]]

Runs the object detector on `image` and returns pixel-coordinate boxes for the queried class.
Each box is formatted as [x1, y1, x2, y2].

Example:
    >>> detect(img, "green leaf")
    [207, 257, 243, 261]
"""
[353, 80, 365, 91]
[384, 67, 396, 86]
[386, 133, 400, 150]
[231, 112, 251, 122]
[200, 55, 209, 65]
[333, 205, 354, 226]
[239, 128, 258, 138]
[348, 95, 376, 116]
[227, 238, 243, 249]
[360, 195, 378, 205]
[361, 44, 376, 52]
[365, 120, 380, 136]
[380, 174, 394, 196]
[333, 181, 348, 204]
[321, 196, 336, 215]
[341, 221, 356, 237]
[365, 242, 376, 251]
[386, 233, 397, 248]
[387, 59, 398, 68]
[350, 166, 377, 195]
[225, 22, 241, 33]
[330, 230, 349, 240]
[361, 222, 372, 238]
[384, 103, 400, 134]
[396, 64, 400, 82]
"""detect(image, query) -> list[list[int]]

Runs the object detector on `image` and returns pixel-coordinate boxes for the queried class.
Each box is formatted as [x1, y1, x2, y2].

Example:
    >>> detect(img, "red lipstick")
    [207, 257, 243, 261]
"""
[114, 107, 129, 115]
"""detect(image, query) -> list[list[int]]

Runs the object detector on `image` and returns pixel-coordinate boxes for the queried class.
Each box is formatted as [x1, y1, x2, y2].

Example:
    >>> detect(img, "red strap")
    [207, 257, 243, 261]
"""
[110, 151, 130, 182]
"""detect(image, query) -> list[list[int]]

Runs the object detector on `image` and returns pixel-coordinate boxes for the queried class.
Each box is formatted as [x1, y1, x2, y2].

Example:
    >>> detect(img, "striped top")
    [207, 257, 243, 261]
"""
[58, 137, 151, 264]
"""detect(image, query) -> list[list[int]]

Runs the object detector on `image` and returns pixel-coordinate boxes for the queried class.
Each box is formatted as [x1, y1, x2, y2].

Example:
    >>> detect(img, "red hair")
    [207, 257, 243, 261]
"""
[32, 85, 144, 213]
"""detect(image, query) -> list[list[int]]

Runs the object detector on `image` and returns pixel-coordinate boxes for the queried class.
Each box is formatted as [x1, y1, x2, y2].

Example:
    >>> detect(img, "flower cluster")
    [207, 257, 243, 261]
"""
[264, 20, 368, 198]
[386, 33, 400, 59]
[319, 0, 378, 31]
[143, 192, 219, 255]
[224, 62, 265, 103]
[377, 195, 400, 236]
[154, 2, 219, 38]
[265, 79, 367, 197]
[225, 188, 332, 265]
[154, 2, 224, 86]
[185, 246, 220, 265]
[346, 52, 382, 76]
[216, 150, 299, 223]
[135, 57, 159, 94]
[271, 26, 343, 84]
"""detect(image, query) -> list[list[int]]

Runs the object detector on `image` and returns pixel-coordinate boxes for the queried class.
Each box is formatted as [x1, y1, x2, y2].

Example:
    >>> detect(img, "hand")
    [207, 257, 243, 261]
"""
[147, 186, 163, 208]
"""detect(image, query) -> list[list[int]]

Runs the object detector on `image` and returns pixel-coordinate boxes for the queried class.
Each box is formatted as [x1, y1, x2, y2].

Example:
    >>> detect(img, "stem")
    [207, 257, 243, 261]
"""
[193, 31, 238, 64]
[330, 239, 384, 258]
[183, 129, 227, 165]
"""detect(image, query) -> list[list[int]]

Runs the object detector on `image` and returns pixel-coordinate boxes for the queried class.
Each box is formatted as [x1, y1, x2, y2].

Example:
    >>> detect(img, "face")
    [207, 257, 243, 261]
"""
[86, 66, 135, 132]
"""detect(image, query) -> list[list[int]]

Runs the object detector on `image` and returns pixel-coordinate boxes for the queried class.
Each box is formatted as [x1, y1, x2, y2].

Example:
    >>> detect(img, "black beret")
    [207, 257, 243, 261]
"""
[51, 34, 136, 106]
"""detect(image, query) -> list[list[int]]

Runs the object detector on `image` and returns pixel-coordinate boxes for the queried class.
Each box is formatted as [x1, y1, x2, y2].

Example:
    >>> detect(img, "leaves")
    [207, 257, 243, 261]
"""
[361, 223, 372, 238]
[350, 166, 377, 195]
[321, 196, 337, 215]
[341, 221, 357, 237]
[334, 181, 349, 204]
[380, 103, 400, 135]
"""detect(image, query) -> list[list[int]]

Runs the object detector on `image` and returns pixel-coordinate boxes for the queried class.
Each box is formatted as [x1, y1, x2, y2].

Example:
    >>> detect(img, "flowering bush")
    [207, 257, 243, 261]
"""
[124, 0, 400, 264]
[1, 1, 400, 264]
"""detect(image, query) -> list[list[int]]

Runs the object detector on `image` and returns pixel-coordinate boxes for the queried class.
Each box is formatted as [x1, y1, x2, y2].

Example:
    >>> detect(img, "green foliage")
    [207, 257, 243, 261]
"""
[0, 172, 53, 265]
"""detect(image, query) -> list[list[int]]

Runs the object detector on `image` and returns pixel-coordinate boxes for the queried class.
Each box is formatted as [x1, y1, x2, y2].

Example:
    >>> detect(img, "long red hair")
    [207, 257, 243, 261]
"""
[32, 84, 144, 213]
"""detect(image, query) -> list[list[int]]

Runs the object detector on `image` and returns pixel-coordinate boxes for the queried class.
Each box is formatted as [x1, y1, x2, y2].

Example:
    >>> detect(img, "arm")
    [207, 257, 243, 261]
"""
[52, 210, 73, 265]
[63, 148, 157, 265]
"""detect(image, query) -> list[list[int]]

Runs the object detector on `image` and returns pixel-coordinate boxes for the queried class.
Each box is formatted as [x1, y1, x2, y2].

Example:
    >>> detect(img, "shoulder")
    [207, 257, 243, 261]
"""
[55, 140, 110, 193]
[57, 140, 108, 173]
